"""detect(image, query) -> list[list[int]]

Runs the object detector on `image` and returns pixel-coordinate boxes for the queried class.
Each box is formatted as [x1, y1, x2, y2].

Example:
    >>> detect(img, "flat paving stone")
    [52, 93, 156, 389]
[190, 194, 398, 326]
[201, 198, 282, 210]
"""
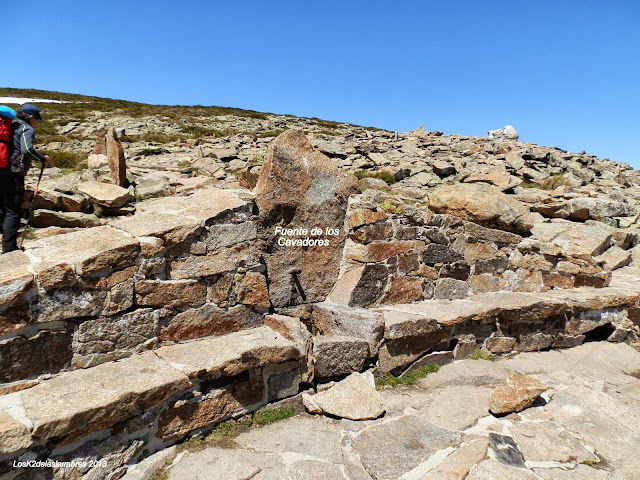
[351, 415, 461, 479]
[167, 448, 286, 480]
[235, 416, 343, 464]
[533, 464, 608, 480]
[413, 385, 493, 431]
[466, 460, 540, 480]
[511, 420, 596, 464]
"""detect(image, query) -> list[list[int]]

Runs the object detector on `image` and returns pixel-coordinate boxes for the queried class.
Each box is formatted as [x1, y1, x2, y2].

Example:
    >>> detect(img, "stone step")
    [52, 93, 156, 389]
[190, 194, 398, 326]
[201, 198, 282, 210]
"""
[0, 326, 303, 459]
[307, 267, 640, 374]
[375, 267, 640, 340]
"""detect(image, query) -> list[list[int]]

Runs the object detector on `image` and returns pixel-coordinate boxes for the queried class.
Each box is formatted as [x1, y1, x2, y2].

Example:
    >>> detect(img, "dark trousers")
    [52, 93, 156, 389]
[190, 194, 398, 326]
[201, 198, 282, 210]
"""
[0, 174, 24, 253]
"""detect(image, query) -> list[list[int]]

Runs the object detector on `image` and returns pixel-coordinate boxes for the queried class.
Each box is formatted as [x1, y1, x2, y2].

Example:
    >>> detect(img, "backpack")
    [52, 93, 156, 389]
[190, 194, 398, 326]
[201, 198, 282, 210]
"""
[0, 106, 16, 169]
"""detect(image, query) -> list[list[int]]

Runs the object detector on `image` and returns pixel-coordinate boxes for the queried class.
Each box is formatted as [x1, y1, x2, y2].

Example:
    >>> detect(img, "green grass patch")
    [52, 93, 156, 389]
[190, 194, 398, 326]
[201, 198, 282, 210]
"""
[354, 170, 396, 185]
[375, 363, 440, 389]
[176, 406, 295, 453]
[315, 129, 340, 136]
[468, 349, 494, 361]
[538, 173, 572, 190]
[253, 407, 295, 425]
[309, 117, 343, 129]
[520, 173, 572, 190]
[256, 129, 285, 138]
[39, 150, 86, 169]
[120, 132, 187, 144]
[180, 124, 226, 138]
[377, 200, 404, 215]
[150, 464, 170, 480]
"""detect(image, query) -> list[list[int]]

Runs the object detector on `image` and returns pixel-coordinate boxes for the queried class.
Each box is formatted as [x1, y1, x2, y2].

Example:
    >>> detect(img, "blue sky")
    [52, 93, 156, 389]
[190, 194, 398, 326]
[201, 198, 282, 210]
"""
[5, 1, 639, 168]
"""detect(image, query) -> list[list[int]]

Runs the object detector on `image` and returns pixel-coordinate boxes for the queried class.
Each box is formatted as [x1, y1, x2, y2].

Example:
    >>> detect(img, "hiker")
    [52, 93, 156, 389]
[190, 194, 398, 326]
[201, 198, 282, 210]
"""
[0, 104, 49, 253]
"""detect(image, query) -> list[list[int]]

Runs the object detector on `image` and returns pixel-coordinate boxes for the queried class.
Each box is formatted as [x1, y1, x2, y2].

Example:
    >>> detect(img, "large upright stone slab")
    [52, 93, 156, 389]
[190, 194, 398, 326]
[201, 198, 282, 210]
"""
[94, 127, 127, 186]
[255, 130, 358, 307]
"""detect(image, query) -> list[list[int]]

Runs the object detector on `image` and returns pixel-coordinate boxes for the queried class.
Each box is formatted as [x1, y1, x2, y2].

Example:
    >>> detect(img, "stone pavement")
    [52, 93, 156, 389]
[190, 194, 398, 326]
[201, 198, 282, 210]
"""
[126, 341, 640, 480]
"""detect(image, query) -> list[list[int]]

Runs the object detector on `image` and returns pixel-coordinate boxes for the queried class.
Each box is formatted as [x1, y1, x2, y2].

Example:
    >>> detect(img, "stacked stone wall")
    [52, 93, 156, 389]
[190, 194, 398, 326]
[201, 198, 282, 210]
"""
[0, 189, 271, 391]
[326, 190, 620, 310]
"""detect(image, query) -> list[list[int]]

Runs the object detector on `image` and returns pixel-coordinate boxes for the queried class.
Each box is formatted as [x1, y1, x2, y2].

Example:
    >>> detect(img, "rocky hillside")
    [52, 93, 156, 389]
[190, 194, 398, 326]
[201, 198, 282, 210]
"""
[1, 88, 638, 241]
[1, 89, 639, 480]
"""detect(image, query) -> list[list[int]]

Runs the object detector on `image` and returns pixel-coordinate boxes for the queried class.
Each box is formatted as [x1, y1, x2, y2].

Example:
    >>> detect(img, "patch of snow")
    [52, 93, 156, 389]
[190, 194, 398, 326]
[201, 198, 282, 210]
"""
[0, 97, 70, 104]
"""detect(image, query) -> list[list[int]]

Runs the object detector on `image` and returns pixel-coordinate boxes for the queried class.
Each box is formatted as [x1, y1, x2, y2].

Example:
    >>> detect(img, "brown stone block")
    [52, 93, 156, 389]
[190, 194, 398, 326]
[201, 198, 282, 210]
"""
[629, 305, 640, 327]
[350, 222, 393, 244]
[107, 266, 138, 288]
[381, 277, 423, 305]
[574, 272, 611, 288]
[159, 304, 263, 342]
[489, 374, 549, 415]
[0, 411, 31, 455]
[168, 246, 254, 280]
[158, 377, 264, 439]
[36, 262, 77, 289]
[135, 280, 206, 309]
[398, 252, 420, 273]
[0, 330, 72, 383]
[509, 253, 554, 272]
[542, 272, 574, 289]
[462, 241, 500, 261]
[350, 209, 387, 228]
[378, 328, 451, 373]
[415, 264, 439, 280]
[516, 333, 553, 352]
[346, 241, 414, 263]
[484, 336, 516, 354]
[21, 351, 189, 441]
[29, 225, 140, 276]
[468, 275, 501, 294]
[208, 275, 234, 306]
[255, 130, 358, 308]
[0, 305, 30, 336]
[235, 273, 270, 309]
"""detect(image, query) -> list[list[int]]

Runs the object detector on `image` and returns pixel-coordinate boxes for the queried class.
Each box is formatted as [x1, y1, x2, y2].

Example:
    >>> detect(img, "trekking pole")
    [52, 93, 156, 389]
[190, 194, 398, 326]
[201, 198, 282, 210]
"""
[19, 160, 46, 249]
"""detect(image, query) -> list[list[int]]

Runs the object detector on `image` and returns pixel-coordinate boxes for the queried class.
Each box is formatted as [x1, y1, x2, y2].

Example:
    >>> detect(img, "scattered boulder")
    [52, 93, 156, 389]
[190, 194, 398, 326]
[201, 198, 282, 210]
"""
[302, 372, 385, 420]
[428, 183, 535, 233]
[77, 181, 132, 208]
[489, 373, 549, 415]
[488, 125, 519, 140]
[30, 210, 101, 228]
